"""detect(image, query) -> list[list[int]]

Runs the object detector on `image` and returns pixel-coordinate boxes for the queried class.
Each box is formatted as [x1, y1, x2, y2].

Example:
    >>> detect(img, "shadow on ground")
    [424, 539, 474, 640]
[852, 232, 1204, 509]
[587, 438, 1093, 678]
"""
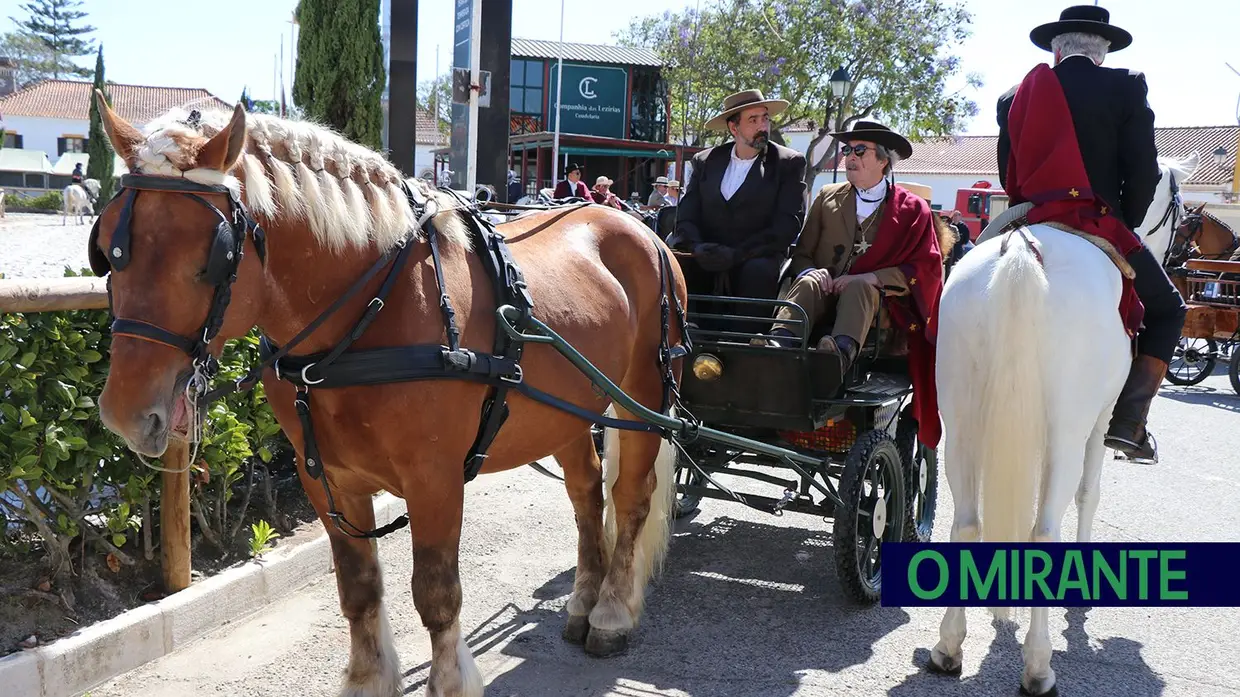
[887, 608, 1166, 697]
[402, 513, 911, 696]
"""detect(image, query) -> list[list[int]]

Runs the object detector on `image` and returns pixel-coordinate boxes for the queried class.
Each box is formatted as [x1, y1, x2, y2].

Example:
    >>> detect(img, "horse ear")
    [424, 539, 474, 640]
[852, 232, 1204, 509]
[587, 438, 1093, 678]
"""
[195, 104, 248, 173]
[94, 88, 142, 167]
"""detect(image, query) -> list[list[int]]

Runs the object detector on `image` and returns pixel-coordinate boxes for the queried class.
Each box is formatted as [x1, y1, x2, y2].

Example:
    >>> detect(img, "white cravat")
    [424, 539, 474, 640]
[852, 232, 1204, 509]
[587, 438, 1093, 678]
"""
[721, 146, 758, 200]
[855, 178, 888, 223]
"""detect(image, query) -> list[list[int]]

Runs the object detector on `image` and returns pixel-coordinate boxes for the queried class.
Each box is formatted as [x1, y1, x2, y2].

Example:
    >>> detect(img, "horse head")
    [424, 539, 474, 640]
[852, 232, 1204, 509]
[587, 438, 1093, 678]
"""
[1139, 153, 1197, 266]
[88, 90, 267, 457]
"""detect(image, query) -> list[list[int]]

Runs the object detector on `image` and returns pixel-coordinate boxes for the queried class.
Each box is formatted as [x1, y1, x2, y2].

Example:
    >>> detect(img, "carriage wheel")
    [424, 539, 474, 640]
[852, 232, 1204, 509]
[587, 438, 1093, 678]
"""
[895, 413, 937, 544]
[1165, 337, 1217, 386]
[832, 430, 906, 604]
[1229, 347, 1240, 396]
[672, 447, 703, 518]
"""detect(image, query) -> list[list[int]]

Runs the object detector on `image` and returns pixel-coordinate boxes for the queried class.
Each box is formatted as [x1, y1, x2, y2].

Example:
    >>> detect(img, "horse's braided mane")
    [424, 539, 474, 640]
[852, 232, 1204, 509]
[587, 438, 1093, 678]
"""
[1201, 209, 1238, 239]
[134, 107, 469, 252]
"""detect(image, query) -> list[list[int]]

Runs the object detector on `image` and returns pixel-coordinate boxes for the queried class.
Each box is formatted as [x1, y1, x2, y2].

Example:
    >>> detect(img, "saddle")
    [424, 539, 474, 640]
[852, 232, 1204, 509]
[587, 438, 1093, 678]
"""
[976, 201, 1135, 279]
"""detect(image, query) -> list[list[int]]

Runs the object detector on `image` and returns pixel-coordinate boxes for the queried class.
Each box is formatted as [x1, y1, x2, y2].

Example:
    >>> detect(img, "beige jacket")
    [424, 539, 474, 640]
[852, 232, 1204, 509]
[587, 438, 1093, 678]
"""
[787, 182, 908, 293]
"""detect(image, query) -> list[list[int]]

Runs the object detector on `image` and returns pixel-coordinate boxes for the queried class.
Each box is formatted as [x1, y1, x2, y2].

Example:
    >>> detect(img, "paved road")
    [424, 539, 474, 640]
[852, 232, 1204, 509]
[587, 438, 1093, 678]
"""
[92, 367, 1240, 697]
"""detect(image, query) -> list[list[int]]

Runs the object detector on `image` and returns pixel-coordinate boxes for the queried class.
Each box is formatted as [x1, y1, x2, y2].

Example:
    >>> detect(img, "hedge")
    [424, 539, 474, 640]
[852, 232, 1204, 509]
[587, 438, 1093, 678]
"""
[4, 191, 64, 212]
[0, 268, 291, 595]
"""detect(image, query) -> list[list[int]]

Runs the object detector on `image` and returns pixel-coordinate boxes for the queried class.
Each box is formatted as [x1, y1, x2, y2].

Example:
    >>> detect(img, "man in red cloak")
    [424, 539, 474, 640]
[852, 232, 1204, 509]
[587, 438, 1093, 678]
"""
[769, 121, 944, 449]
[997, 4, 1187, 463]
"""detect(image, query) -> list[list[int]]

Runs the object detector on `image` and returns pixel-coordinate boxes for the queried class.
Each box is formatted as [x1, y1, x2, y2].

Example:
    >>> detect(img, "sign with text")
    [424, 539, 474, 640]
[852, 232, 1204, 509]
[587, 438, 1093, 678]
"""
[882, 542, 1240, 607]
[449, 0, 475, 189]
[547, 63, 628, 140]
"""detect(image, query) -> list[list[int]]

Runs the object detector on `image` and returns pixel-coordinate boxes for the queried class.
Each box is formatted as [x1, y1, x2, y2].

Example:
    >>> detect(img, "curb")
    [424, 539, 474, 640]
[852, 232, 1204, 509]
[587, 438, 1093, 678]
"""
[0, 492, 405, 697]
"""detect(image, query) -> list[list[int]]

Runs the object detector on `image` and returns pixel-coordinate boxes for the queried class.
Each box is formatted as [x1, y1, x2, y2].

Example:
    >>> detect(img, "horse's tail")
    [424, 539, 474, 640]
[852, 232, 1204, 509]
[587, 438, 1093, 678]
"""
[975, 230, 1048, 618]
[601, 403, 676, 616]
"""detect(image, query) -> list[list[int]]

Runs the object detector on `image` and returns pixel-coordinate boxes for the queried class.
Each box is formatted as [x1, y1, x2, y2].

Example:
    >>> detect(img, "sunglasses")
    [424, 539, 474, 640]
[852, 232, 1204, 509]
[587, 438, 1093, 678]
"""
[840, 144, 871, 157]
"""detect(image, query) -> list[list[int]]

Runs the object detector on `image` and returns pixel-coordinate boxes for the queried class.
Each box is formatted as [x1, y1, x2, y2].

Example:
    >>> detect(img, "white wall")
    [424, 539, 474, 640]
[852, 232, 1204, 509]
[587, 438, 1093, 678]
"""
[4, 115, 91, 157]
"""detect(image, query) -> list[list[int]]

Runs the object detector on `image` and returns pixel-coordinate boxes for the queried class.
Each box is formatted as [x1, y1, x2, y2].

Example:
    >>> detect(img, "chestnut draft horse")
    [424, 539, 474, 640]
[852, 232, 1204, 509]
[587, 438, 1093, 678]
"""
[88, 93, 684, 697]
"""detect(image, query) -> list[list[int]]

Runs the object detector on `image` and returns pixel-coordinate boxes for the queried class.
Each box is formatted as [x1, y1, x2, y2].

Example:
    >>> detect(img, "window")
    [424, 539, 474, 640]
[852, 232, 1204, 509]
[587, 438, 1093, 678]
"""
[629, 67, 668, 143]
[3, 132, 22, 149]
[58, 136, 87, 155]
[510, 58, 543, 116]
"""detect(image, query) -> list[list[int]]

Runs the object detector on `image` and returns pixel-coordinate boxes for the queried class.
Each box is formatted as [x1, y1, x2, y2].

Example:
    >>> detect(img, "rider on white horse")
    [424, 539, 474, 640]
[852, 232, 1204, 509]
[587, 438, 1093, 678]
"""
[996, 4, 1187, 464]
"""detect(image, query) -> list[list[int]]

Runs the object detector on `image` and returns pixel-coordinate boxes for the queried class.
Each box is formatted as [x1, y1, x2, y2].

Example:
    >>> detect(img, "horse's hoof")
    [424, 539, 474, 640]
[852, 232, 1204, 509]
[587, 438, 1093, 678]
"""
[927, 648, 963, 676]
[1020, 684, 1059, 697]
[584, 627, 629, 657]
[562, 615, 590, 645]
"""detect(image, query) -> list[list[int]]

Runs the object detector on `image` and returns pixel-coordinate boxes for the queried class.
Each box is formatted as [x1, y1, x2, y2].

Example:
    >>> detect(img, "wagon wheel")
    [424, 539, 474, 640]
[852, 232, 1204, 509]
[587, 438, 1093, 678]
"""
[832, 430, 906, 604]
[1165, 337, 1217, 386]
[896, 413, 937, 544]
[1229, 347, 1240, 396]
[672, 446, 703, 519]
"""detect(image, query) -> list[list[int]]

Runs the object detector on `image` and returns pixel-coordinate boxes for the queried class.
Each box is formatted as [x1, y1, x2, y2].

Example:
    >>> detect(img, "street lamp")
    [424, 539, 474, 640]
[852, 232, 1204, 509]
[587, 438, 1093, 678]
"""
[829, 67, 851, 182]
[829, 67, 851, 99]
[1214, 146, 1229, 168]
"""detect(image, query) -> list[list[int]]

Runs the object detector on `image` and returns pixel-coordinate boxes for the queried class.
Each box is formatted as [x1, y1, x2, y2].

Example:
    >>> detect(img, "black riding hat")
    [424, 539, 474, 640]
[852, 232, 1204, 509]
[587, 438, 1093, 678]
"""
[828, 120, 913, 160]
[1031, 5, 1132, 53]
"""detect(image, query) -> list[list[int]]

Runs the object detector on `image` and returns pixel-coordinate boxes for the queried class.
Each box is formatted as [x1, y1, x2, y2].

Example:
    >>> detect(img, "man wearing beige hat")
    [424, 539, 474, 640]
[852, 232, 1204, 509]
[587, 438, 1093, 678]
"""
[668, 89, 807, 307]
[648, 176, 672, 207]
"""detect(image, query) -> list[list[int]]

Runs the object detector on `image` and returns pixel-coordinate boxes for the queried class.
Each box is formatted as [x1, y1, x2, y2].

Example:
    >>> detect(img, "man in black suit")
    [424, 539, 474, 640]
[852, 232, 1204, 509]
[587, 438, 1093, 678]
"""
[996, 5, 1187, 464]
[669, 89, 807, 305]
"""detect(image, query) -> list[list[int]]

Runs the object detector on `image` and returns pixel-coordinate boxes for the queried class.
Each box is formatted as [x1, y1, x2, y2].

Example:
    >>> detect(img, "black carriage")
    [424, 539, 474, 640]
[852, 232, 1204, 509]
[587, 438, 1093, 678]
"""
[665, 289, 937, 603]
[482, 197, 938, 603]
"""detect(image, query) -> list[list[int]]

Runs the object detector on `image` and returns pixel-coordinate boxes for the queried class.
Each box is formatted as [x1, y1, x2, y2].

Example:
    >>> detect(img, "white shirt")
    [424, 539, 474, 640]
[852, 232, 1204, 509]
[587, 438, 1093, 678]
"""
[720, 147, 758, 200]
[855, 178, 888, 223]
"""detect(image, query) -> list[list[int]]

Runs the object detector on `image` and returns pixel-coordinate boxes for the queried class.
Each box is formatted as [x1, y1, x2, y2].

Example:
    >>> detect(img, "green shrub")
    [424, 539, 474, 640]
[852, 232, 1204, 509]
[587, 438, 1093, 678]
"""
[0, 269, 291, 592]
[4, 191, 64, 212]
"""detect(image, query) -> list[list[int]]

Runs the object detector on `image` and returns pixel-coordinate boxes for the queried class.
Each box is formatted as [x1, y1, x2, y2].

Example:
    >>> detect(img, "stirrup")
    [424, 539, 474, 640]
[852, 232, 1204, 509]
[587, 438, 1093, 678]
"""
[1106, 430, 1159, 465]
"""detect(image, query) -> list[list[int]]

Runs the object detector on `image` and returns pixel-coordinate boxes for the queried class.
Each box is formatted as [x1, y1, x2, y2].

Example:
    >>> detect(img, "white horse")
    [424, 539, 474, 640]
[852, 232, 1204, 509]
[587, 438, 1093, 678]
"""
[928, 158, 1187, 695]
[62, 178, 100, 225]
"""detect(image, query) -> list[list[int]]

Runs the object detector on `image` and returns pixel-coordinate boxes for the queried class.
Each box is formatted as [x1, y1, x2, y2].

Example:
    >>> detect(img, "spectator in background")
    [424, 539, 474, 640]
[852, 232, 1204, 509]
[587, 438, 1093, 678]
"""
[665, 180, 682, 205]
[553, 163, 590, 199]
[591, 176, 624, 209]
[506, 170, 522, 203]
[648, 176, 672, 207]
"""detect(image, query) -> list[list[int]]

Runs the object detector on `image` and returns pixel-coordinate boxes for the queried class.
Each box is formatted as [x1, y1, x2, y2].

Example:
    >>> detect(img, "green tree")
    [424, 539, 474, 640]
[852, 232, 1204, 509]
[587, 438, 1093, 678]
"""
[86, 45, 114, 212]
[0, 31, 55, 89]
[292, 0, 386, 150]
[9, 0, 95, 80]
[416, 73, 451, 138]
[618, 0, 981, 182]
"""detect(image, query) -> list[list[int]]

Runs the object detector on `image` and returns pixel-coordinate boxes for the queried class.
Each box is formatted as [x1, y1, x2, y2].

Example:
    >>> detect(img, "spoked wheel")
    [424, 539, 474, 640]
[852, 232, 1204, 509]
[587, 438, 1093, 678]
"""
[672, 447, 703, 519]
[1229, 346, 1240, 396]
[895, 412, 937, 543]
[832, 430, 906, 604]
[1165, 337, 1217, 385]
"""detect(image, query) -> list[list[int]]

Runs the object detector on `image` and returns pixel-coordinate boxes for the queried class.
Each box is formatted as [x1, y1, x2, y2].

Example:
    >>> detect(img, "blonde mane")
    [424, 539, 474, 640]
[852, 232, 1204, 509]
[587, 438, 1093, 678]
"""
[134, 107, 469, 252]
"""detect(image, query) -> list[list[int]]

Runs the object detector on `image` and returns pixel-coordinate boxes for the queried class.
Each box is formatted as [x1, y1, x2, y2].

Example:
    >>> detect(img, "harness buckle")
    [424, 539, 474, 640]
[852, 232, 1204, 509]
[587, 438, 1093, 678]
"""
[301, 362, 326, 386]
[368, 297, 385, 312]
[499, 364, 524, 385]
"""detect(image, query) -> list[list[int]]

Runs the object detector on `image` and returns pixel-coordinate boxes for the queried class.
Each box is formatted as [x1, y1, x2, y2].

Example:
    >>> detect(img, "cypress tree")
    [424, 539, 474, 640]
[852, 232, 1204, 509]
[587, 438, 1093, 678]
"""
[86, 45, 113, 212]
[292, 0, 386, 151]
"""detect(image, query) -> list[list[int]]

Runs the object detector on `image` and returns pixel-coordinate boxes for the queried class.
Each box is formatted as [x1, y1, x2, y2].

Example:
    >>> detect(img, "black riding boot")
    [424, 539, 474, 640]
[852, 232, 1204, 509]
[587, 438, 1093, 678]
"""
[1104, 245, 1188, 464]
[1104, 354, 1167, 463]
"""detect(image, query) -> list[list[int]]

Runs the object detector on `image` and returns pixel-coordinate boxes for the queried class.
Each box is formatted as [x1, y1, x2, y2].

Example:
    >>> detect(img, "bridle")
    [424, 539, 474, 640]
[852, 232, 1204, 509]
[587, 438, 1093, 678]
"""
[1145, 168, 1182, 268]
[1168, 207, 1240, 263]
[89, 173, 267, 387]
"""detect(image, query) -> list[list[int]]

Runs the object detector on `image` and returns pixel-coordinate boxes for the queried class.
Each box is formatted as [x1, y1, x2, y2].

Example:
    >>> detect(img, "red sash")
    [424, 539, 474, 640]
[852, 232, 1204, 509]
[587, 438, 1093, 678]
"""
[851, 185, 944, 448]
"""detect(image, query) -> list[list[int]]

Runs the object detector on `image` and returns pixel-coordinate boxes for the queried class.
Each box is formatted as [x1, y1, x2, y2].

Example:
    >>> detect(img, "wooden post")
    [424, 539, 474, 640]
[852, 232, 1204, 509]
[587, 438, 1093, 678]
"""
[160, 439, 192, 592]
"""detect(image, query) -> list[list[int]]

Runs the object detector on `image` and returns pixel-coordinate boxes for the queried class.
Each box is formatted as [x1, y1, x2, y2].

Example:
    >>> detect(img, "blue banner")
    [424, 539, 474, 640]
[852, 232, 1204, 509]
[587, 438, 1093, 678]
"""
[882, 543, 1240, 607]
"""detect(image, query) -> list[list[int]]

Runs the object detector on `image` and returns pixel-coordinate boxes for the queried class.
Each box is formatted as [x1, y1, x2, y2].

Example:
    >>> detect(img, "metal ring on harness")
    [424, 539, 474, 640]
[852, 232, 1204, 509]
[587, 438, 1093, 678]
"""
[301, 362, 326, 385]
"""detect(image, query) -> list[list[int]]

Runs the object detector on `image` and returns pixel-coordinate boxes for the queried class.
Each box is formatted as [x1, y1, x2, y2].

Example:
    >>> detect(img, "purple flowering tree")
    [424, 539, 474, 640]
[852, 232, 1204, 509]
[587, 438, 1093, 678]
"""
[617, 0, 982, 178]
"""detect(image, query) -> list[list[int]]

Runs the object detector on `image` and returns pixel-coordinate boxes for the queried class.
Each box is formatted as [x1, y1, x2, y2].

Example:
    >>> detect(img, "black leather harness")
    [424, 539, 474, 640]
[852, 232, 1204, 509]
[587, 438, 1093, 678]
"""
[90, 173, 689, 540]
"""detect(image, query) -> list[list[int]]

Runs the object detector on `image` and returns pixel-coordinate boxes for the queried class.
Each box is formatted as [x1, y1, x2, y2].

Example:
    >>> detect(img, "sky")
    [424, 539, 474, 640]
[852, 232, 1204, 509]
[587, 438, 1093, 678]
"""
[4, 0, 1237, 137]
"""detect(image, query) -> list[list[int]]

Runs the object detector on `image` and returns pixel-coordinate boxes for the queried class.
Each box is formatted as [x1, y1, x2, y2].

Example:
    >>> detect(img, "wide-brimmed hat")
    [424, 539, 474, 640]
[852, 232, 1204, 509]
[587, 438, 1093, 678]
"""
[667, 180, 682, 189]
[1030, 5, 1132, 53]
[653, 176, 669, 186]
[829, 120, 913, 160]
[595, 176, 614, 187]
[566, 162, 583, 174]
[704, 89, 789, 131]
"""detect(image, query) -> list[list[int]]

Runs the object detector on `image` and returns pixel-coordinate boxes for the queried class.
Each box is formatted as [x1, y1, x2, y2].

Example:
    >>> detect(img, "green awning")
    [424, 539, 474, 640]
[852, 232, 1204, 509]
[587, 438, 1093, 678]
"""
[510, 142, 677, 159]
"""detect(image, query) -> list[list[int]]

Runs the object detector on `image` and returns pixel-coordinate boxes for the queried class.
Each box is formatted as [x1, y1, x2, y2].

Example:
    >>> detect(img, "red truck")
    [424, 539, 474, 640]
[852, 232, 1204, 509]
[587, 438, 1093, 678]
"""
[954, 181, 1008, 241]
